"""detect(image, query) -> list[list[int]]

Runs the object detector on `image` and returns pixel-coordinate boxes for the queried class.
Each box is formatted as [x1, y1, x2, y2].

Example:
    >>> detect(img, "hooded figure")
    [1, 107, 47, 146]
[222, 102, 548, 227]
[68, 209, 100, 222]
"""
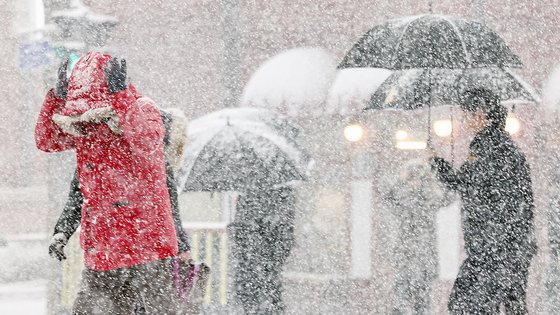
[49, 108, 191, 258]
[431, 89, 536, 315]
[48, 108, 190, 315]
[35, 52, 181, 314]
[386, 158, 451, 315]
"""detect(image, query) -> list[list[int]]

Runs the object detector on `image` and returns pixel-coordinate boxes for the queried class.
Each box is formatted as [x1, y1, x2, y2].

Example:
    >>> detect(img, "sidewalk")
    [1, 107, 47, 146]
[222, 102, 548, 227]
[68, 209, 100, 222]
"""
[0, 279, 47, 315]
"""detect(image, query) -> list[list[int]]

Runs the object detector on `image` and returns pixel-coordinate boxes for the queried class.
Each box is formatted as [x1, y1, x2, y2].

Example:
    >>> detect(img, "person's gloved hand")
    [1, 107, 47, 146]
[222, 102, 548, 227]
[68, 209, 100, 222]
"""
[430, 156, 446, 172]
[179, 251, 193, 265]
[106, 116, 123, 134]
[54, 60, 69, 100]
[52, 114, 83, 137]
[79, 107, 115, 123]
[48, 233, 68, 261]
[104, 58, 128, 94]
[78, 107, 123, 134]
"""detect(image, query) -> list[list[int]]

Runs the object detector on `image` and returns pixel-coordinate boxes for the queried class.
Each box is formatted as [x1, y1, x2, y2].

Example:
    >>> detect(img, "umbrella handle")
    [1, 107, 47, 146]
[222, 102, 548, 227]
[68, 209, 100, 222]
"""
[427, 68, 433, 151]
[450, 105, 455, 164]
[427, 137, 435, 155]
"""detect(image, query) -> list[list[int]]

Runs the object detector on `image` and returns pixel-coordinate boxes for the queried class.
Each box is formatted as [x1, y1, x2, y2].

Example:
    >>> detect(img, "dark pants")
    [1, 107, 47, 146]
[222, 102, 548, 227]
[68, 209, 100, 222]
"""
[392, 271, 432, 315]
[230, 222, 293, 315]
[72, 258, 180, 315]
[448, 256, 530, 315]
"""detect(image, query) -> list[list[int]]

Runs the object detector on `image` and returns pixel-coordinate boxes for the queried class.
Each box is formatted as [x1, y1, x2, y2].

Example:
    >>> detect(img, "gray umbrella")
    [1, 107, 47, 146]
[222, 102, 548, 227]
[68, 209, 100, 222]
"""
[338, 14, 522, 70]
[367, 68, 540, 110]
[176, 109, 312, 192]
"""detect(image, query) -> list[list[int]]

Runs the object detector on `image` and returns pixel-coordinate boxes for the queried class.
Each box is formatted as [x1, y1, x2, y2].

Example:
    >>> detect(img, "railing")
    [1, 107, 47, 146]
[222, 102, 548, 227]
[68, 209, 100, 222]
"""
[59, 223, 230, 312]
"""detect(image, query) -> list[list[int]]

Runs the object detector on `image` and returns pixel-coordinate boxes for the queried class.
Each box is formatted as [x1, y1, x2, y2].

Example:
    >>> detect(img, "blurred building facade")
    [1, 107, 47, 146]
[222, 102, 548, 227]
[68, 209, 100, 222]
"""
[1, 0, 560, 313]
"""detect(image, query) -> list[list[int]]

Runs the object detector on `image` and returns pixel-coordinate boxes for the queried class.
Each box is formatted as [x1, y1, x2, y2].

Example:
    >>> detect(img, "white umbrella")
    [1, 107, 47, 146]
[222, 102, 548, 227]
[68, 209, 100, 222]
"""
[241, 47, 337, 117]
[325, 68, 392, 115]
[177, 108, 312, 192]
[543, 63, 560, 112]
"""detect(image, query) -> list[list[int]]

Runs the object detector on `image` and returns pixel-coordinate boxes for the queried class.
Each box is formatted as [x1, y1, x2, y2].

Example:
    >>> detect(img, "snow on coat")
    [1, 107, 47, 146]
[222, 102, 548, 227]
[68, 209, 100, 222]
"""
[433, 125, 537, 261]
[35, 51, 178, 271]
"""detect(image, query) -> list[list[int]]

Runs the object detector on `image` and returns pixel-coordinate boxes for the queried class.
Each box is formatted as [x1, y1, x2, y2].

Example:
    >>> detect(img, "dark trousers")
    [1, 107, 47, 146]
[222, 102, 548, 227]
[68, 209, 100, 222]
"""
[72, 258, 180, 315]
[448, 256, 530, 315]
[230, 223, 292, 315]
[392, 271, 432, 315]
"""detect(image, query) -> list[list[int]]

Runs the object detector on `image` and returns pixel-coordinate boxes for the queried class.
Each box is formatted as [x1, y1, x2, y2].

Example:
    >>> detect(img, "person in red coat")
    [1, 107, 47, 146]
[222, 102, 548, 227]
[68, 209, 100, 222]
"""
[35, 51, 180, 314]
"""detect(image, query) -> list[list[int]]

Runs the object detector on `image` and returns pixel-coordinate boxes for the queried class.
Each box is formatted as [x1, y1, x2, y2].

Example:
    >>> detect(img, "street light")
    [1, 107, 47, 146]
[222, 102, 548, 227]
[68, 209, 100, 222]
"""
[396, 141, 427, 150]
[505, 115, 521, 135]
[395, 129, 408, 141]
[394, 129, 427, 150]
[344, 123, 364, 142]
[433, 119, 453, 137]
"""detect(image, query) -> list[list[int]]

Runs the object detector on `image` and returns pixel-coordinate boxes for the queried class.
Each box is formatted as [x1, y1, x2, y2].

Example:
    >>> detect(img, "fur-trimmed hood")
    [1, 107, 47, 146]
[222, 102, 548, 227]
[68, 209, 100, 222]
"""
[161, 108, 188, 171]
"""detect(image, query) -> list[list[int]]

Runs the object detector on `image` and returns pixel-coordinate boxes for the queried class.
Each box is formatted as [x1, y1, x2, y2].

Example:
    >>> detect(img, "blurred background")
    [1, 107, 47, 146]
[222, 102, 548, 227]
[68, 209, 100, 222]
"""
[1, 0, 560, 314]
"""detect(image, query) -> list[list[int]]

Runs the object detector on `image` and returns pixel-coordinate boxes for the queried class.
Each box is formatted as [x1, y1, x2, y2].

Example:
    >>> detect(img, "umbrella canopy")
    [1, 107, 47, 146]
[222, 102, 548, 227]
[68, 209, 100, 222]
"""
[543, 62, 560, 112]
[177, 109, 312, 192]
[189, 107, 301, 140]
[367, 68, 540, 110]
[241, 47, 337, 117]
[326, 68, 392, 115]
[339, 14, 523, 70]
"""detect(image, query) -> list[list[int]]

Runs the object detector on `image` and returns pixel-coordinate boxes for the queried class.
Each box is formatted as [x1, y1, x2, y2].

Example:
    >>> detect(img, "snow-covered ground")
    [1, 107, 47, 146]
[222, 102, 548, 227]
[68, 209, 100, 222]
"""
[0, 279, 47, 315]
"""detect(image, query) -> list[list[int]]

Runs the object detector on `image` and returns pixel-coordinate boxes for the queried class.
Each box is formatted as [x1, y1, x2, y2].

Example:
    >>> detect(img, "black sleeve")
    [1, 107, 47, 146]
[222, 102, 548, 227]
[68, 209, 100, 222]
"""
[166, 164, 191, 252]
[431, 157, 465, 192]
[53, 171, 83, 240]
[173, 202, 191, 253]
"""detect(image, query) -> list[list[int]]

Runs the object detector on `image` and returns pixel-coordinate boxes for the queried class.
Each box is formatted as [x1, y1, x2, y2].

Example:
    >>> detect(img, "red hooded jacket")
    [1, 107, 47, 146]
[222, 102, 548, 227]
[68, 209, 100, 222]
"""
[35, 52, 178, 271]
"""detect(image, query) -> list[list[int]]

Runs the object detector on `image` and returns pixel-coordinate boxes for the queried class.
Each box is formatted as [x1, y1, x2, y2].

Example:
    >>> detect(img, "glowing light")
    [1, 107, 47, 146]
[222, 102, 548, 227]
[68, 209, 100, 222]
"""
[396, 141, 427, 150]
[505, 116, 521, 135]
[433, 119, 453, 137]
[344, 124, 364, 142]
[395, 130, 408, 141]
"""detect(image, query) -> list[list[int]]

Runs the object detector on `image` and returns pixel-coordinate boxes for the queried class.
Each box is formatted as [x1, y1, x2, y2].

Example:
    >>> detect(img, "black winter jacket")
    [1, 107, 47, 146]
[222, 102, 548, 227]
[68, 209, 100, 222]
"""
[432, 125, 536, 261]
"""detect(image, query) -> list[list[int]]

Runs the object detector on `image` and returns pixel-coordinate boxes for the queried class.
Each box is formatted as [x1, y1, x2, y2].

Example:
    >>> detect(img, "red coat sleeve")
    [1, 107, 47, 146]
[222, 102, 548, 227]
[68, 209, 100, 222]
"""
[110, 89, 165, 158]
[35, 89, 77, 152]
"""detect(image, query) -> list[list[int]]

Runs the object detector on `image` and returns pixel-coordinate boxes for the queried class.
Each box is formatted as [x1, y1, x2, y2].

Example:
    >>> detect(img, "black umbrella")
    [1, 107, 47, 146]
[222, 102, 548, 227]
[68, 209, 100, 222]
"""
[367, 68, 539, 110]
[338, 14, 522, 70]
[176, 109, 312, 192]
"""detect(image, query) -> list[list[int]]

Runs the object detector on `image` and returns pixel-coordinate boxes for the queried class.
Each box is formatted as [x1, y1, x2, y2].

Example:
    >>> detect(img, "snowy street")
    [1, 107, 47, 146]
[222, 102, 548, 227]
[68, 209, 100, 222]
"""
[3, 0, 560, 313]
[0, 280, 47, 315]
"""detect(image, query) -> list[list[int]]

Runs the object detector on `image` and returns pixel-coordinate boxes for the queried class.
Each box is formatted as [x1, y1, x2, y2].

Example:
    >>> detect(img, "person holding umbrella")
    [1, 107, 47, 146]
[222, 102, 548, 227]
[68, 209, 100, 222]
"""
[175, 107, 310, 314]
[229, 185, 296, 315]
[431, 89, 536, 314]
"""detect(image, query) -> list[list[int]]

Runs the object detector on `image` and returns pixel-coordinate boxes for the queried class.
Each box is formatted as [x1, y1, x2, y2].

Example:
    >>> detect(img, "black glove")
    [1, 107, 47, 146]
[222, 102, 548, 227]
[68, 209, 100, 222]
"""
[54, 60, 69, 99]
[104, 58, 128, 94]
[48, 233, 68, 261]
[430, 156, 449, 172]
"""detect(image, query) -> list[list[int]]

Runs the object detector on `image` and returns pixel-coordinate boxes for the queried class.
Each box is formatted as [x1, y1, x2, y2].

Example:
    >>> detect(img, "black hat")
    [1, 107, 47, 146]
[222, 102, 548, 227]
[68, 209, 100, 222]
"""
[460, 89, 507, 128]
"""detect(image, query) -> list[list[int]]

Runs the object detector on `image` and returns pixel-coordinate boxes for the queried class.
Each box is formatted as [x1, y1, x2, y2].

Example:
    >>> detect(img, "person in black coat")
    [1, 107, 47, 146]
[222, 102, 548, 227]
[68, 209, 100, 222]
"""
[229, 186, 296, 315]
[431, 89, 536, 315]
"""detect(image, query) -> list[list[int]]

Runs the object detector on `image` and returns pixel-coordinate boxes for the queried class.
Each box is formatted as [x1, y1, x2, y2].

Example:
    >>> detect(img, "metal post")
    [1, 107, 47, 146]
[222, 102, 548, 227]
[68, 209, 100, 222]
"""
[221, 0, 241, 108]
[473, 0, 486, 22]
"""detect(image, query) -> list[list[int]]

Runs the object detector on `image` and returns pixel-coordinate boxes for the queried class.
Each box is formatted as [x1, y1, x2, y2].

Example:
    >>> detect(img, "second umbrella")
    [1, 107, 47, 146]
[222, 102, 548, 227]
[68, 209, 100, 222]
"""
[177, 109, 312, 192]
[366, 67, 540, 110]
